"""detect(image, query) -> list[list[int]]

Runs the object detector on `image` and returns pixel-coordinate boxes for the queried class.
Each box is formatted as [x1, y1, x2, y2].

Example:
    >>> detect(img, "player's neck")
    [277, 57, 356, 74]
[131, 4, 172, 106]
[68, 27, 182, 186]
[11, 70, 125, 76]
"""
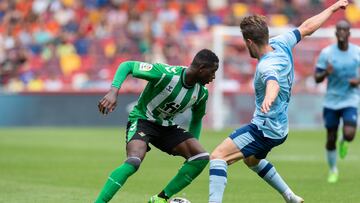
[183, 68, 196, 87]
[337, 42, 348, 51]
[258, 45, 274, 60]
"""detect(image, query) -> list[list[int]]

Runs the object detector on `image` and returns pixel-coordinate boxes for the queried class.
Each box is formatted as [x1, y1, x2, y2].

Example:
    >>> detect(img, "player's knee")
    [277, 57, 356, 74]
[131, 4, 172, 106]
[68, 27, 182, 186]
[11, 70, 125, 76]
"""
[343, 127, 356, 142]
[125, 157, 142, 171]
[244, 157, 260, 167]
[210, 149, 227, 160]
[188, 152, 209, 168]
[343, 134, 355, 142]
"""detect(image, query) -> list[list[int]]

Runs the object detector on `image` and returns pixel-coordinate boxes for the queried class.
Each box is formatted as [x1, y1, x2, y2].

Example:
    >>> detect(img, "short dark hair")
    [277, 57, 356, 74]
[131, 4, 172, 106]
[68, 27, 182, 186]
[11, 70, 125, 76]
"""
[191, 49, 219, 68]
[336, 19, 351, 30]
[240, 15, 269, 46]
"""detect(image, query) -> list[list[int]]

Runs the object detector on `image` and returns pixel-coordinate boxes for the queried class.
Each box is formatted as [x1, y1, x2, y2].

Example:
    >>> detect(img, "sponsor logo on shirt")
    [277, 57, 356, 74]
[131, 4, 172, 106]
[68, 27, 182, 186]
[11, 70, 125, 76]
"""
[158, 102, 181, 118]
[166, 85, 174, 92]
[139, 63, 153, 71]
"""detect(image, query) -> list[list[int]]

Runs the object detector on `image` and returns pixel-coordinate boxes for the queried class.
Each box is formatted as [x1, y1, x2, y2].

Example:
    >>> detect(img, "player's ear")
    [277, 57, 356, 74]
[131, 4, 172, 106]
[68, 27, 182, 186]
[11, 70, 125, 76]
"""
[198, 64, 206, 72]
[246, 38, 253, 45]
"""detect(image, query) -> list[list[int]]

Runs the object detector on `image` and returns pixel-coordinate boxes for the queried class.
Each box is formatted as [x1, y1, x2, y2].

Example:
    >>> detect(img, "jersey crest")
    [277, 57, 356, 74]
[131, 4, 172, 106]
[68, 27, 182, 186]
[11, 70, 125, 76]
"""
[139, 63, 153, 71]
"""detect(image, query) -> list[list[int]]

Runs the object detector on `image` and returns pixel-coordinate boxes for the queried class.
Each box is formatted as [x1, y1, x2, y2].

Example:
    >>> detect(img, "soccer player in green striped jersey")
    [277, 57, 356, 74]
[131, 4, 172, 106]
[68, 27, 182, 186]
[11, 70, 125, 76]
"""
[95, 49, 219, 203]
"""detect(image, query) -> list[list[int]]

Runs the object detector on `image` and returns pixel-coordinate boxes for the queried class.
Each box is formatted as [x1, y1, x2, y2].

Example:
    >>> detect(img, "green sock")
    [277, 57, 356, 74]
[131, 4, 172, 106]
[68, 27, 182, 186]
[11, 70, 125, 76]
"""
[163, 159, 209, 198]
[95, 163, 136, 203]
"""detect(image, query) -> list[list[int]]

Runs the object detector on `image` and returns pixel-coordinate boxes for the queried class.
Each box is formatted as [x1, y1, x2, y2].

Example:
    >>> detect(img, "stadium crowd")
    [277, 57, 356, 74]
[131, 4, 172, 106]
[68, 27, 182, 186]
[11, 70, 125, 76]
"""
[0, 0, 360, 93]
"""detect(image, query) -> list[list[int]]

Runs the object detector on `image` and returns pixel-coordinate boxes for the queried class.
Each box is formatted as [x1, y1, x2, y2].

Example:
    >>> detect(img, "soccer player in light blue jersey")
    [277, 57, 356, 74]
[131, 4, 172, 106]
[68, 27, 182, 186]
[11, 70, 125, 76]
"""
[208, 1, 348, 202]
[314, 20, 360, 183]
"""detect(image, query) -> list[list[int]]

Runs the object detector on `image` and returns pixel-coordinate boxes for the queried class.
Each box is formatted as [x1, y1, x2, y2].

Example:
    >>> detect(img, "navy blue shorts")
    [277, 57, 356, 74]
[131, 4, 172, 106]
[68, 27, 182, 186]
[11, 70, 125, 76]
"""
[323, 107, 358, 129]
[229, 124, 287, 159]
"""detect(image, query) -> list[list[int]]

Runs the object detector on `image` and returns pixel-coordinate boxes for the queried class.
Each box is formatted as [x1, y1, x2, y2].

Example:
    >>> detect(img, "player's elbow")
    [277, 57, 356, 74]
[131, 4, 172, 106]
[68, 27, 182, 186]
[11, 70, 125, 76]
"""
[298, 24, 314, 38]
[267, 80, 280, 92]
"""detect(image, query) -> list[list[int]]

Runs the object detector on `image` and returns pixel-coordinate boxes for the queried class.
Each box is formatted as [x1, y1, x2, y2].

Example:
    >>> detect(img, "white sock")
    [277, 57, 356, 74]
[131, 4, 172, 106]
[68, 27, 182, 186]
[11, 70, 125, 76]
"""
[209, 159, 228, 203]
[326, 149, 337, 172]
[282, 188, 294, 200]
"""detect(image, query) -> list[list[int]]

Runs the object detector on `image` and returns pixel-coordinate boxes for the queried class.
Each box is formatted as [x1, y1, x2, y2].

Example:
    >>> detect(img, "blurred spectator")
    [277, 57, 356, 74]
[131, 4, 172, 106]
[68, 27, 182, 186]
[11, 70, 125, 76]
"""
[0, 0, 359, 93]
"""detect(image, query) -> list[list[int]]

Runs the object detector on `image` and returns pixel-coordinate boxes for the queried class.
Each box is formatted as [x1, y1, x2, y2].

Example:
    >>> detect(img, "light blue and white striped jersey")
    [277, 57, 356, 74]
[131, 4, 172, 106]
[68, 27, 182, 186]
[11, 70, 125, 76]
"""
[251, 29, 301, 139]
[316, 43, 360, 109]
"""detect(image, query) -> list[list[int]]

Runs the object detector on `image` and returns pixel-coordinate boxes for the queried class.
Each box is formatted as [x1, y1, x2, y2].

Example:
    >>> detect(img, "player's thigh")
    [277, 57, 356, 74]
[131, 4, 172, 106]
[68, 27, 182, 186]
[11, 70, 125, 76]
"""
[341, 107, 357, 127]
[126, 140, 148, 160]
[126, 119, 158, 156]
[151, 125, 194, 156]
[172, 138, 207, 159]
[211, 137, 243, 165]
[341, 107, 357, 136]
[323, 107, 340, 130]
[228, 124, 286, 161]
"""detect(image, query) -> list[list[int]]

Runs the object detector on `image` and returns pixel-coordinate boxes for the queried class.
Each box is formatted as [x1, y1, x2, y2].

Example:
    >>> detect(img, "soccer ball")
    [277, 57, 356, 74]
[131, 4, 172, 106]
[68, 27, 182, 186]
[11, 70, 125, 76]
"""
[169, 197, 191, 203]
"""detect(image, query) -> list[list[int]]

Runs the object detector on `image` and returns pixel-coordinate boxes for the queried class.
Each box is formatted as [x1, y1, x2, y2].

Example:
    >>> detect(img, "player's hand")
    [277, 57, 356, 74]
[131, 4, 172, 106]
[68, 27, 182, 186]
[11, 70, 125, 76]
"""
[331, 0, 348, 11]
[98, 87, 119, 115]
[261, 97, 274, 114]
[349, 78, 359, 87]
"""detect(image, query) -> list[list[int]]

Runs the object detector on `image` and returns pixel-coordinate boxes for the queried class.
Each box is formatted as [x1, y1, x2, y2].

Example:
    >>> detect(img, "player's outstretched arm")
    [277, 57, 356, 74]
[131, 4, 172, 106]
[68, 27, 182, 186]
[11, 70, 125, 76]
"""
[298, 0, 348, 39]
[189, 92, 208, 140]
[261, 80, 280, 114]
[315, 63, 333, 83]
[188, 116, 202, 140]
[98, 61, 134, 115]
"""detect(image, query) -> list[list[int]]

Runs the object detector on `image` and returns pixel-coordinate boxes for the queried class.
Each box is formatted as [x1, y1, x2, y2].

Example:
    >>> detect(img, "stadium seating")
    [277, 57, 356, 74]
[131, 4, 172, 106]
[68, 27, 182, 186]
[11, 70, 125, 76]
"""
[0, 0, 359, 93]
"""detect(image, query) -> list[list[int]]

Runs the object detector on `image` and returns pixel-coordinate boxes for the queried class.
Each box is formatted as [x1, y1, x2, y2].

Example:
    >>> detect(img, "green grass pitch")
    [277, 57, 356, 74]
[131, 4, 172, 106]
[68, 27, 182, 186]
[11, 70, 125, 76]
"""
[0, 128, 359, 203]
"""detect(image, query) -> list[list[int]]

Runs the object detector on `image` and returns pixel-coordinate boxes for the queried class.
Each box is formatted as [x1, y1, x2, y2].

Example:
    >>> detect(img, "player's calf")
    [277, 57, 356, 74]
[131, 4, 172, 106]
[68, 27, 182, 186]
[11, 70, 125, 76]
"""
[248, 159, 304, 203]
[95, 157, 142, 203]
[209, 159, 228, 203]
[160, 152, 210, 200]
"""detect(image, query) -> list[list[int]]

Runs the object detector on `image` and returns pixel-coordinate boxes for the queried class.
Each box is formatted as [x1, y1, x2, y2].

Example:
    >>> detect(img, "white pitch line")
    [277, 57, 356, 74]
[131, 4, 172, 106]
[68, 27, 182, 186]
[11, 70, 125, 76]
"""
[268, 155, 359, 162]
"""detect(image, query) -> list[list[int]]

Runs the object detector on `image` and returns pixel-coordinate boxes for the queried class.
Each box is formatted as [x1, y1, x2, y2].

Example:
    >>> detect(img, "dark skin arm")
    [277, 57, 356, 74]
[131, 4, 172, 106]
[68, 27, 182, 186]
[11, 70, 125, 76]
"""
[315, 63, 333, 83]
[315, 63, 360, 87]
[349, 78, 360, 87]
[98, 87, 119, 115]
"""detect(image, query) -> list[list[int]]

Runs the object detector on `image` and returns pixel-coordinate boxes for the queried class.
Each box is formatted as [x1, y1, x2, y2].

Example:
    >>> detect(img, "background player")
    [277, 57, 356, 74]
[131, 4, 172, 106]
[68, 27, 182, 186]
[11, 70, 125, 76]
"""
[208, 1, 349, 203]
[314, 20, 360, 183]
[95, 49, 219, 203]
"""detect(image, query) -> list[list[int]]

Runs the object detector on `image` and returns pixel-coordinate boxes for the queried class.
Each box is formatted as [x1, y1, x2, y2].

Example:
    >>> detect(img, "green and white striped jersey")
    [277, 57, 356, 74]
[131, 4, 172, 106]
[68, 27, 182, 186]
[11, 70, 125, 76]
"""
[112, 61, 208, 128]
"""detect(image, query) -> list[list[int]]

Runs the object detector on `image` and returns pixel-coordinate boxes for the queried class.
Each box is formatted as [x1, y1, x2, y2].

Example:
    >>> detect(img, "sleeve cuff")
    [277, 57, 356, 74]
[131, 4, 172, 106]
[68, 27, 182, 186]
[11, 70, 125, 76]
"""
[265, 76, 278, 83]
[315, 67, 326, 73]
[292, 29, 301, 43]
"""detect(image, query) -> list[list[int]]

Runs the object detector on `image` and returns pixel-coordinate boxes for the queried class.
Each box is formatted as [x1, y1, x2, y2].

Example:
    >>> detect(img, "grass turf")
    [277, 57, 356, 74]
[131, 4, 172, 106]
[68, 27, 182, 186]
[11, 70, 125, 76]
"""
[0, 127, 359, 203]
